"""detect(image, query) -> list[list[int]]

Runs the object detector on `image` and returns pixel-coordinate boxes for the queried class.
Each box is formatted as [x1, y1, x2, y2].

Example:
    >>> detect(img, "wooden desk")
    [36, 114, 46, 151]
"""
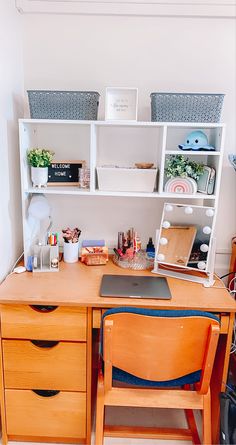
[0, 260, 235, 444]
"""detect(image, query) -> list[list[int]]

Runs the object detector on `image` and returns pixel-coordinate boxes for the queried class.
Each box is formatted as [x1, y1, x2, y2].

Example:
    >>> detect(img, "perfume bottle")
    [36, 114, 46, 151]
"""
[146, 237, 155, 258]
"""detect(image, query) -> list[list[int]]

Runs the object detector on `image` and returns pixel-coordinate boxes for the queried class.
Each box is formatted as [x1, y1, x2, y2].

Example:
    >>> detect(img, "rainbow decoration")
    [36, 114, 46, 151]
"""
[164, 177, 197, 194]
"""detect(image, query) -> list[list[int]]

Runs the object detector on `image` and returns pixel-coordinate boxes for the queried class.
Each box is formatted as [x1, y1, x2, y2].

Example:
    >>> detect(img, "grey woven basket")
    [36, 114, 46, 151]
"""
[150, 93, 224, 123]
[27, 90, 100, 120]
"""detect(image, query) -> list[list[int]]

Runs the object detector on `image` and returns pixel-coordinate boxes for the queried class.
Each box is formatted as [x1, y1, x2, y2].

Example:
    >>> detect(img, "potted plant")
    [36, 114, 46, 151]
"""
[27, 148, 54, 188]
[165, 155, 205, 181]
[62, 227, 81, 263]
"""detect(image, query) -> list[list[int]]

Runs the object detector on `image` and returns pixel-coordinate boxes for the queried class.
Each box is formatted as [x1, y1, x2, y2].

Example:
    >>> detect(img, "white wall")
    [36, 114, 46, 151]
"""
[0, 1, 24, 281]
[21, 12, 236, 275]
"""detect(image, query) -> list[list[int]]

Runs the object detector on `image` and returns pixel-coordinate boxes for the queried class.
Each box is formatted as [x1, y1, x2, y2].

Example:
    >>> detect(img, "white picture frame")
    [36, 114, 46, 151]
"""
[105, 87, 138, 121]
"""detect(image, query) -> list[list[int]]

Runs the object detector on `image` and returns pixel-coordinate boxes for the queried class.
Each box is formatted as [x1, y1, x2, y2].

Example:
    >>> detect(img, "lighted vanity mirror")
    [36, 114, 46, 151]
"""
[155, 203, 216, 274]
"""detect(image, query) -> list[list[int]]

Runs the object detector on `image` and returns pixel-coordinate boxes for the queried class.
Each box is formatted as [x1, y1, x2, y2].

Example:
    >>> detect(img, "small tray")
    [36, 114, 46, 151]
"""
[113, 250, 154, 270]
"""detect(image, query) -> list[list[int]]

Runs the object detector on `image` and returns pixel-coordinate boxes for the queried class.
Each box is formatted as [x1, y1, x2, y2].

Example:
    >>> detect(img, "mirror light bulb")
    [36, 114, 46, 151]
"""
[160, 237, 168, 246]
[200, 244, 209, 253]
[184, 206, 193, 215]
[157, 253, 165, 262]
[203, 226, 212, 235]
[206, 209, 214, 217]
[162, 221, 170, 229]
[197, 261, 206, 270]
[165, 204, 173, 212]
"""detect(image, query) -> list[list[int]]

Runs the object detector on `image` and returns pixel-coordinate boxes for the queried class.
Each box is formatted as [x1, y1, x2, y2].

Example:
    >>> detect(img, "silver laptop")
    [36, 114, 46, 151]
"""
[100, 274, 172, 299]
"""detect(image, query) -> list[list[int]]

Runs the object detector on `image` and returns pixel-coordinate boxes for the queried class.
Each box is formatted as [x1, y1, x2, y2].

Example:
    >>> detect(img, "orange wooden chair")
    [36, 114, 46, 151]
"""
[95, 307, 220, 445]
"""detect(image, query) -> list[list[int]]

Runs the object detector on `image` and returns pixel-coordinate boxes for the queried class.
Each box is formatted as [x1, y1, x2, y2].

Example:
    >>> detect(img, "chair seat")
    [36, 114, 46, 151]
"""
[102, 307, 220, 322]
[112, 366, 201, 387]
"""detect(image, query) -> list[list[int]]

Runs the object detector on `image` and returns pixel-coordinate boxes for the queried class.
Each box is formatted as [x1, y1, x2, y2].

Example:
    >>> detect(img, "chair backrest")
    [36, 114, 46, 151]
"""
[102, 308, 220, 394]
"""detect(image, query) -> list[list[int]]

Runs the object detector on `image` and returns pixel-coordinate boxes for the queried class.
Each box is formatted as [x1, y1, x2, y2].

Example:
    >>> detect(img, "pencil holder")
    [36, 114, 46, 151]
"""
[63, 241, 79, 263]
[33, 244, 59, 272]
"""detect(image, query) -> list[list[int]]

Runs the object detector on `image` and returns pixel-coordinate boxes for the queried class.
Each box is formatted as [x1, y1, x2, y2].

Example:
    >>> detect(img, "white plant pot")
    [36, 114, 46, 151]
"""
[31, 166, 48, 188]
[63, 241, 79, 263]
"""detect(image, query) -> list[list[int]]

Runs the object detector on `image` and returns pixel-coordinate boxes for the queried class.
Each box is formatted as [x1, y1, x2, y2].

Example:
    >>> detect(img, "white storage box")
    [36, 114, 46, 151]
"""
[96, 167, 157, 192]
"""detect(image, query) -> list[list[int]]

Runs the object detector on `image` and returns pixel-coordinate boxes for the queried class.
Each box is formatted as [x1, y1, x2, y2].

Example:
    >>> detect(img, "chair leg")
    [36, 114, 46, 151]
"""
[183, 386, 201, 444]
[202, 389, 211, 445]
[95, 372, 105, 445]
[95, 403, 104, 445]
[185, 409, 201, 445]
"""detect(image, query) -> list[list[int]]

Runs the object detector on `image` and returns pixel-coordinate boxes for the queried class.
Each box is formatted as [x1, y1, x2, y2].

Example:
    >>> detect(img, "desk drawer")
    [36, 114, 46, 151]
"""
[0, 305, 87, 341]
[5, 389, 86, 439]
[3, 340, 86, 391]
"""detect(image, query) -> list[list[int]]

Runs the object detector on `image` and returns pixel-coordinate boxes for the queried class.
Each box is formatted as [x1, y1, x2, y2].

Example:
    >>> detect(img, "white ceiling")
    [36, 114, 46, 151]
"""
[15, 0, 236, 17]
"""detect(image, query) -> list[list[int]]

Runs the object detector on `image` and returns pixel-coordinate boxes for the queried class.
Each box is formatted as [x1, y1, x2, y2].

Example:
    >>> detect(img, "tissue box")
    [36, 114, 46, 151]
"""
[81, 246, 108, 266]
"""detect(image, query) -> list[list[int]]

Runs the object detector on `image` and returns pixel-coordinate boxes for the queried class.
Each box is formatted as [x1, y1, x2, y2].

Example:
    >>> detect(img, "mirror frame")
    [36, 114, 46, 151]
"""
[152, 203, 217, 287]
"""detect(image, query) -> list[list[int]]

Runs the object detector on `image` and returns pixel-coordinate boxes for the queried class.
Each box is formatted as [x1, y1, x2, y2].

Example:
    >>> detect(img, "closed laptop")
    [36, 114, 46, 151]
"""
[100, 274, 172, 300]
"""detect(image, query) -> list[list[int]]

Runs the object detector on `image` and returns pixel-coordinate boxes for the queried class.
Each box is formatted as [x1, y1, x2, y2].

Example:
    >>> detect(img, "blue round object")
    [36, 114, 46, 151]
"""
[178, 130, 215, 151]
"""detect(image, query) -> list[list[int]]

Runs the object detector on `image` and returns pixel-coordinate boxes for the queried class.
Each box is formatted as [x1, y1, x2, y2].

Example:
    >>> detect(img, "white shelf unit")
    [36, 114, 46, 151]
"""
[19, 119, 225, 265]
[19, 120, 225, 198]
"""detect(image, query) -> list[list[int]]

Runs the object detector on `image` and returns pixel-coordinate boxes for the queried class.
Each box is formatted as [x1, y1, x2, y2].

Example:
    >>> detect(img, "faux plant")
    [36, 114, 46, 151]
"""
[62, 227, 81, 243]
[165, 155, 205, 181]
[27, 148, 54, 168]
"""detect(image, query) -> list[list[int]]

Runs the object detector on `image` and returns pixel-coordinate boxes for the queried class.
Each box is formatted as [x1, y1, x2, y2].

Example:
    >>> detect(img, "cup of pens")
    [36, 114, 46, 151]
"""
[62, 227, 81, 263]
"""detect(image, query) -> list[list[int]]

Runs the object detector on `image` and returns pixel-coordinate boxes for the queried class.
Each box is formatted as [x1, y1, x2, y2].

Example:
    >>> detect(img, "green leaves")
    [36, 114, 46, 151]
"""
[27, 148, 54, 167]
[165, 155, 204, 181]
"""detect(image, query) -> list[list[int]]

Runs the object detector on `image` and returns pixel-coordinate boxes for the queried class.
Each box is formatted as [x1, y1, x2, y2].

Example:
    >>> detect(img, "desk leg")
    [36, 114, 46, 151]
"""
[0, 325, 8, 445]
[211, 313, 234, 444]
[228, 238, 236, 289]
[86, 308, 92, 445]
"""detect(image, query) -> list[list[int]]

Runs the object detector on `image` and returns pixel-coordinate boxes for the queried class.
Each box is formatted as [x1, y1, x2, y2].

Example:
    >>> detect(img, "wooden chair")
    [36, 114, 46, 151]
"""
[95, 307, 220, 445]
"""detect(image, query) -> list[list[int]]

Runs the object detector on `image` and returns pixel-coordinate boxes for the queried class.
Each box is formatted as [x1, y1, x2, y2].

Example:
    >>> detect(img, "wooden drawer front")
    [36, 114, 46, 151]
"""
[1, 305, 87, 341]
[3, 340, 86, 391]
[5, 389, 86, 439]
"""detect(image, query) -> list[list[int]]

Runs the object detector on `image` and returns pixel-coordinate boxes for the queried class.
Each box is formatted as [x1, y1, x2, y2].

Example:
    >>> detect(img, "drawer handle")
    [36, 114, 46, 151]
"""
[30, 340, 59, 348]
[30, 305, 58, 313]
[32, 389, 60, 397]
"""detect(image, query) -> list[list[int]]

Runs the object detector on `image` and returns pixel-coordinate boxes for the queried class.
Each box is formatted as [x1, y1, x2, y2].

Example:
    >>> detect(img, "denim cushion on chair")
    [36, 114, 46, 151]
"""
[101, 307, 219, 387]
[102, 307, 219, 322]
[112, 366, 201, 387]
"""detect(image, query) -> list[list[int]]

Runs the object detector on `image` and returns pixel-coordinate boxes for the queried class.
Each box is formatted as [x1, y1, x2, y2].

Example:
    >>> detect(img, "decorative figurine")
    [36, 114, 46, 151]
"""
[178, 130, 215, 151]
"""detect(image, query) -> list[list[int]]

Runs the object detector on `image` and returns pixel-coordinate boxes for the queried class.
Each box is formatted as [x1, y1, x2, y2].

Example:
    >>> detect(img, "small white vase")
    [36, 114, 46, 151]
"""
[31, 166, 48, 188]
[63, 241, 79, 263]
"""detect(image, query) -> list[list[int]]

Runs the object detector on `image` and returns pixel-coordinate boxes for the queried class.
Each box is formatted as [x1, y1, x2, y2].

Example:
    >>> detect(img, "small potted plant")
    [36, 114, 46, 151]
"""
[62, 227, 81, 263]
[27, 148, 54, 188]
[164, 155, 205, 193]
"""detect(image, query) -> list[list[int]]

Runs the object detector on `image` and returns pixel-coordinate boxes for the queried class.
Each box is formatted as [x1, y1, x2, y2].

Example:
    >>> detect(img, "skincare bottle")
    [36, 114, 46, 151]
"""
[146, 237, 155, 258]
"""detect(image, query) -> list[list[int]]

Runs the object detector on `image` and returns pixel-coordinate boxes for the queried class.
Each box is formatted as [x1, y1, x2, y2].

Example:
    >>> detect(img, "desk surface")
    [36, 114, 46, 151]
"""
[0, 259, 235, 312]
